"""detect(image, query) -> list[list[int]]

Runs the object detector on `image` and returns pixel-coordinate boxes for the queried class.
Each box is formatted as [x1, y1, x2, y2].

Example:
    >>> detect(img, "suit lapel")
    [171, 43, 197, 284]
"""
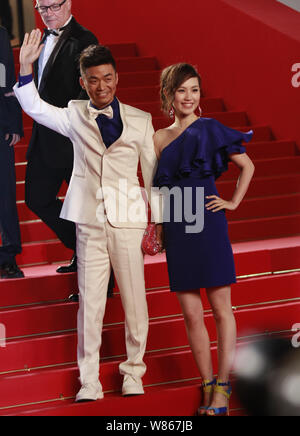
[38, 21, 73, 94]
[85, 101, 107, 154]
[119, 102, 128, 138]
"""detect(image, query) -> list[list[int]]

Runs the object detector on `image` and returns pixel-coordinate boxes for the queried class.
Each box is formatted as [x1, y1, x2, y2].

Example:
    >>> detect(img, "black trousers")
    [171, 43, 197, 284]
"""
[0, 133, 22, 265]
[25, 150, 77, 252]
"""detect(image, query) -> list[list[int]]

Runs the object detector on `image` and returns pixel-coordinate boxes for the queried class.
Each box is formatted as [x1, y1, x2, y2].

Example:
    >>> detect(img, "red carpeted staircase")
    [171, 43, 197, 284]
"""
[0, 43, 299, 416]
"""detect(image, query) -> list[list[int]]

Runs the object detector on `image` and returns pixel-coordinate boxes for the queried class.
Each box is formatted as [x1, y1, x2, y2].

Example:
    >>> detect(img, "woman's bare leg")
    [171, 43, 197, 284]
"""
[206, 285, 237, 410]
[176, 291, 214, 407]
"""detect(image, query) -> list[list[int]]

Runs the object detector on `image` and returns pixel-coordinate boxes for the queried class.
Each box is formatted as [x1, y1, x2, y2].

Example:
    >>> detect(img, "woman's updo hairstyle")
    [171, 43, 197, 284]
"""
[160, 63, 202, 115]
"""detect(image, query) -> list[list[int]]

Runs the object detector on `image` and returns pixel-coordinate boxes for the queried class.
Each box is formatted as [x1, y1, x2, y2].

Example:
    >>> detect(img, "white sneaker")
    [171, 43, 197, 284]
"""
[75, 382, 104, 402]
[122, 375, 144, 396]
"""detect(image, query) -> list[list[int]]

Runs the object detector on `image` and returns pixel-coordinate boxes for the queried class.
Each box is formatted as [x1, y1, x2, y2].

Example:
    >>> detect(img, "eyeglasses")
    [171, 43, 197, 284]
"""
[35, 0, 67, 15]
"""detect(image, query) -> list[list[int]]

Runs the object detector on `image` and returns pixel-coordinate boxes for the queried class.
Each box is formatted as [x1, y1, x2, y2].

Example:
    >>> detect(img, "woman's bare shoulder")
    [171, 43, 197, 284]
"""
[154, 126, 178, 149]
[154, 128, 171, 141]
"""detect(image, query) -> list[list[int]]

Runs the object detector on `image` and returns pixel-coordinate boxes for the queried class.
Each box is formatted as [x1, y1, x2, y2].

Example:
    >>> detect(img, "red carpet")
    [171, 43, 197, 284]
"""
[0, 40, 299, 416]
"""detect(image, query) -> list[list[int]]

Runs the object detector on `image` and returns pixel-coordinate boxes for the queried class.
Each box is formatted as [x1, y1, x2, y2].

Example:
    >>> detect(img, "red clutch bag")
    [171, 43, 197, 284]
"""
[142, 223, 160, 256]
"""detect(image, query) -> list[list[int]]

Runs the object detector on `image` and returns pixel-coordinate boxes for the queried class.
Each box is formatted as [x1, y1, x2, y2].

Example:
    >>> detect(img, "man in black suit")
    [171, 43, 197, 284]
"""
[0, 26, 24, 278]
[26, 1, 96, 274]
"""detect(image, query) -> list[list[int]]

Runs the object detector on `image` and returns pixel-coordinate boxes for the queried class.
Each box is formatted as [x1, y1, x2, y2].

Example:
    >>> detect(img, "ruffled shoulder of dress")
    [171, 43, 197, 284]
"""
[212, 118, 253, 152]
[211, 118, 253, 179]
[153, 118, 253, 187]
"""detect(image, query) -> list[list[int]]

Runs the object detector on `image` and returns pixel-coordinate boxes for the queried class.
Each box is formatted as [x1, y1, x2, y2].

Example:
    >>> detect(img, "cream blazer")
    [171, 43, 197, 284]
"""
[14, 81, 162, 228]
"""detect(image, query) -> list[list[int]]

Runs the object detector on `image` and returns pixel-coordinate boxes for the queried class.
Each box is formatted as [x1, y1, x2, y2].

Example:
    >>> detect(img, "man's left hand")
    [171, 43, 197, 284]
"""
[19, 29, 44, 75]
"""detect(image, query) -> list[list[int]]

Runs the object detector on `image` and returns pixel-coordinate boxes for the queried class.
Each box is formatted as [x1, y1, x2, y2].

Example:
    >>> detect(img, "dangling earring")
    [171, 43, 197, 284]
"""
[169, 107, 175, 119]
[198, 106, 203, 117]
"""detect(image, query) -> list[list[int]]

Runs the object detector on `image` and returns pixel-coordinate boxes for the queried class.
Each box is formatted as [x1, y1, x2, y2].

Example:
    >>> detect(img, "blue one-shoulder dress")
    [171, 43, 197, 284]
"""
[153, 118, 253, 292]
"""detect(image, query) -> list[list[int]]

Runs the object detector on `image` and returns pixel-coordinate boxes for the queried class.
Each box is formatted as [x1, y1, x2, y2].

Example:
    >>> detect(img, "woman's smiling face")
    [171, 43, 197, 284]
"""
[173, 77, 201, 117]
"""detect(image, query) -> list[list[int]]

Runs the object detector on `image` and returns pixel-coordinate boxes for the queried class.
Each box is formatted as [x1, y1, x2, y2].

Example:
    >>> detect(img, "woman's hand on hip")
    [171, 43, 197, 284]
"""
[205, 195, 237, 213]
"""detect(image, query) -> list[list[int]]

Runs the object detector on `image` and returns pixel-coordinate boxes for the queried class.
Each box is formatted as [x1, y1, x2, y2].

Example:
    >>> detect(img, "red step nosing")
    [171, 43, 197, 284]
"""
[15, 239, 73, 267]
[217, 173, 300, 201]
[236, 192, 300, 203]
[229, 212, 300, 225]
[227, 194, 300, 221]
[250, 155, 300, 164]
[219, 172, 300, 184]
[228, 215, 300, 245]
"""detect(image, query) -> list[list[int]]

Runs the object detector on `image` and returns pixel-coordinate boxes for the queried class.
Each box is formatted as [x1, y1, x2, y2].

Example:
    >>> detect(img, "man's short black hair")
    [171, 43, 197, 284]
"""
[79, 44, 116, 75]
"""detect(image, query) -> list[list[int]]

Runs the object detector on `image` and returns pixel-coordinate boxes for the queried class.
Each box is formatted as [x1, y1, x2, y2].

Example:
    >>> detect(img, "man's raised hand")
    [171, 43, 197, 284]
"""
[19, 29, 44, 75]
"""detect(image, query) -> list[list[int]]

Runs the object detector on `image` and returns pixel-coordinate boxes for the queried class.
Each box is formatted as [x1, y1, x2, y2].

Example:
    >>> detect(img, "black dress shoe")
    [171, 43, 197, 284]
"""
[68, 293, 79, 303]
[1, 262, 24, 279]
[68, 274, 114, 303]
[68, 286, 114, 303]
[56, 254, 77, 274]
[67, 269, 115, 302]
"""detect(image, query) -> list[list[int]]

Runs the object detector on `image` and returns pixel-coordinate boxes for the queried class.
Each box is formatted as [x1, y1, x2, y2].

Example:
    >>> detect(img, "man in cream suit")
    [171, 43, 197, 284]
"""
[15, 30, 163, 402]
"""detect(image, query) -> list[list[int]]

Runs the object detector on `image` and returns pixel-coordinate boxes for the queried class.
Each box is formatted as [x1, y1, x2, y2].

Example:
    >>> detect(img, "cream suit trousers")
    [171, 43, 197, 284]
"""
[76, 217, 148, 386]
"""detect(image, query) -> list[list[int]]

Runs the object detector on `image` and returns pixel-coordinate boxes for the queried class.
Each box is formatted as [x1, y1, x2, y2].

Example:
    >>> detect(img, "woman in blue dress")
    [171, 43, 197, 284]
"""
[153, 64, 255, 416]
